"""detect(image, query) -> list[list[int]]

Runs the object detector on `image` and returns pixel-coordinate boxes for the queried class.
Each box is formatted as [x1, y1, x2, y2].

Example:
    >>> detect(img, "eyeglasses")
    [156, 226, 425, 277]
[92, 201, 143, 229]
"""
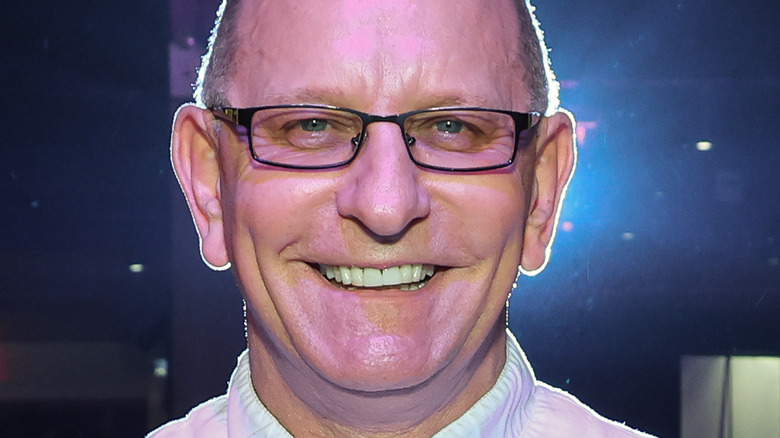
[210, 104, 540, 172]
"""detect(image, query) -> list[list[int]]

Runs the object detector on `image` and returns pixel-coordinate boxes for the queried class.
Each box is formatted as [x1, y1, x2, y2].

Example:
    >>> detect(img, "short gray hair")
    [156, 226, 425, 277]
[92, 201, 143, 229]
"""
[195, 0, 559, 114]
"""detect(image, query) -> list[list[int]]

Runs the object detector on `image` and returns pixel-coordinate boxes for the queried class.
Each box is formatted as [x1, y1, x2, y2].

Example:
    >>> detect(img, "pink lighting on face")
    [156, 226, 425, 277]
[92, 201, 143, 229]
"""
[332, 29, 423, 69]
[334, 1, 423, 64]
[393, 36, 423, 59]
[334, 33, 378, 60]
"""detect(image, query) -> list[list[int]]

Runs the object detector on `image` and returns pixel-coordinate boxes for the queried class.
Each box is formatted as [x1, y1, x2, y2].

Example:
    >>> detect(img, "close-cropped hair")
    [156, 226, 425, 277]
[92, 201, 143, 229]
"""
[194, 0, 559, 115]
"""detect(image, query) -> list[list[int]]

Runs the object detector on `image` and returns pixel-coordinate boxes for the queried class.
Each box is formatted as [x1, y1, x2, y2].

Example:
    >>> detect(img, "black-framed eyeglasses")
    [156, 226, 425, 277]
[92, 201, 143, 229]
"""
[210, 104, 540, 172]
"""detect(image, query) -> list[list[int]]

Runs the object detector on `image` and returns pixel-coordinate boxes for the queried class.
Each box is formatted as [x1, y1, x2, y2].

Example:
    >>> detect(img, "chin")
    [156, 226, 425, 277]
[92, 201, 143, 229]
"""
[302, 332, 446, 392]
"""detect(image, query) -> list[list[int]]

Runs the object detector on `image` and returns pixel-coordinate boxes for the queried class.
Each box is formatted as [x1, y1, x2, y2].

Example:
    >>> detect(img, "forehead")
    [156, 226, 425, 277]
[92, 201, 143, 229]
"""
[227, 0, 529, 110]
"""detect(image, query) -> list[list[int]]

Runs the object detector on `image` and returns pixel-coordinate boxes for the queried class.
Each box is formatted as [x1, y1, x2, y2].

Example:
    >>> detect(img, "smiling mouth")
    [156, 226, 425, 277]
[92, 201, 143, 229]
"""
[318, 264, 436, 291]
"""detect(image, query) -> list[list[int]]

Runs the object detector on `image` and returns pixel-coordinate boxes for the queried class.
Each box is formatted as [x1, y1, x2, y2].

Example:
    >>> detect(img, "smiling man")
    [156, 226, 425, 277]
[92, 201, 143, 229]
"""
[150, 0, 653, 436]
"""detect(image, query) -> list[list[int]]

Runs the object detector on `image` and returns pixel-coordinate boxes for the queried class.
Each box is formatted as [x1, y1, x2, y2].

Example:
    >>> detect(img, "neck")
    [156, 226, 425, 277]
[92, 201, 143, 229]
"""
[246, 317, 508, 437]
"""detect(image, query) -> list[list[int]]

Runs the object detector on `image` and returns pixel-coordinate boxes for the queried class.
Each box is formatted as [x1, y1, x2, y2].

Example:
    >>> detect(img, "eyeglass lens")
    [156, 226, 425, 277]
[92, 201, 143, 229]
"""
[249, 107, 520, 170]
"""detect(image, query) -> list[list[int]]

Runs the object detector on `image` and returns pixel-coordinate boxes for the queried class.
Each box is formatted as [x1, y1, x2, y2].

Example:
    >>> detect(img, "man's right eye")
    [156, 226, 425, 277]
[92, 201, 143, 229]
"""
[299, 118, 329, 132]
[434, 119, 465, 134]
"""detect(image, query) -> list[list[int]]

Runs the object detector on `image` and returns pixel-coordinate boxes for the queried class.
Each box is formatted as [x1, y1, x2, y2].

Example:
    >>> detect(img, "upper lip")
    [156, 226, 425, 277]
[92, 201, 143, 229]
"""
[301, 252, 463, 271]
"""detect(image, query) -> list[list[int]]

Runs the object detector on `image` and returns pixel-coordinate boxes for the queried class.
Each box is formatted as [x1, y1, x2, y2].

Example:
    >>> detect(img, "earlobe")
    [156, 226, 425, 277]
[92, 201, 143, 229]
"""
[520, 109, 577, 276]
[171, 104, 231, 271]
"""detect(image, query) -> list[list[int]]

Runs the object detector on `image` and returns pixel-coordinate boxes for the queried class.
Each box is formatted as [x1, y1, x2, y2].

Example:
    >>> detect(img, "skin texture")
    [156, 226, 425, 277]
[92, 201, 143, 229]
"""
[172, 0, 576, 436]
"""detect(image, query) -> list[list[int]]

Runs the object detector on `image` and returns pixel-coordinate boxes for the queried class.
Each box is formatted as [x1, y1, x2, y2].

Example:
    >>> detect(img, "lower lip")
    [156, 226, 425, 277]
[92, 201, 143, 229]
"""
[326, 278, 429, 292]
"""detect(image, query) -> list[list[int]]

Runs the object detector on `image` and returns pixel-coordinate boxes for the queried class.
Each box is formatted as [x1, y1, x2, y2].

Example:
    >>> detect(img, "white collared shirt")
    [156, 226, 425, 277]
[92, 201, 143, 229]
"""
[148, 330, 655, 437]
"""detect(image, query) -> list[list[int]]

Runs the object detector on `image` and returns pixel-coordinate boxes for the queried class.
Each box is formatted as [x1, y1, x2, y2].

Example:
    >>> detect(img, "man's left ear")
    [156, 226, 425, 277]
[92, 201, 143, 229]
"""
[520, 110, 577, 275]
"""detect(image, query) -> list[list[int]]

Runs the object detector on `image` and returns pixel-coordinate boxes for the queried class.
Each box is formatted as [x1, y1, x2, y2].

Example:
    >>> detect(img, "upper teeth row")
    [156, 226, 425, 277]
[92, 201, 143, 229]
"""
[319, 264, 434, 287]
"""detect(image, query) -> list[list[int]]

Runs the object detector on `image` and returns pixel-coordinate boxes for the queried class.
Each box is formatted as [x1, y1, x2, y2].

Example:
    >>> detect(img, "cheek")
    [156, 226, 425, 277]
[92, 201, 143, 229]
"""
[428, 173, 528, 315]
[221, 170, 340, 324]
[228, 173, 337, 251]
[432, 174, 528, 262]
[223, 173, 342, 346]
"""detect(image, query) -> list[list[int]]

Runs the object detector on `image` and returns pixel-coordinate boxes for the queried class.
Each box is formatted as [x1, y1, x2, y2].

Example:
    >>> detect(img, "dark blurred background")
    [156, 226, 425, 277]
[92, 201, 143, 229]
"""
[0, 0, 777, 436]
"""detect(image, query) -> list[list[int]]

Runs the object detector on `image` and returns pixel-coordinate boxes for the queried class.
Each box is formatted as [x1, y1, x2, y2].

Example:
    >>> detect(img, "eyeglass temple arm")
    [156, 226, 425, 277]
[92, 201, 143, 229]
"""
[210, 108, 240, 124]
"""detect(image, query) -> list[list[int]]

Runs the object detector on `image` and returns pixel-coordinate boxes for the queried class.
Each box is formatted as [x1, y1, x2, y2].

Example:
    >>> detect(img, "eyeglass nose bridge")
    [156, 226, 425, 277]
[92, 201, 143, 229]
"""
[353, 113, 416, 150]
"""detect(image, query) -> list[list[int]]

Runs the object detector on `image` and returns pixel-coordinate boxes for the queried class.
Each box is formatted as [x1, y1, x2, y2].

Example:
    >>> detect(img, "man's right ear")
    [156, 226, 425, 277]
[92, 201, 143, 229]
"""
[171, 104, 231, 271]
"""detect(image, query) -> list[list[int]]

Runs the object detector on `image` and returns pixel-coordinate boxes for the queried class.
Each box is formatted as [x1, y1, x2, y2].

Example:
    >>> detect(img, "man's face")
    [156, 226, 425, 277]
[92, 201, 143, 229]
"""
[213, 0, 536, 391]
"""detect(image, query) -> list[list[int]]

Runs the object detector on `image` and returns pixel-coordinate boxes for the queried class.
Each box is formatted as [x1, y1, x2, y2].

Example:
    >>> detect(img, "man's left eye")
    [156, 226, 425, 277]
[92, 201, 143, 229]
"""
[299, 119, 329, 132]
[435, 119, 464, 134]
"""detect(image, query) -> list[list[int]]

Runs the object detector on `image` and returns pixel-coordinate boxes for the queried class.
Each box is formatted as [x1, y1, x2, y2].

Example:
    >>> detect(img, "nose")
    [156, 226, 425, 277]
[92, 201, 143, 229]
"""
[335, 123, 431, 239]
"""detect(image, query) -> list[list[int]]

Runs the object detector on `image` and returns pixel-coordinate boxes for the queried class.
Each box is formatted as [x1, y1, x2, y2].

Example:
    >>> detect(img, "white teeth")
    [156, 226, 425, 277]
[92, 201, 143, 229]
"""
[382, 266, 402, 286]
[363, 268, 383, 287]
[412, 264, 422, 281]
[399, 281, 426, 291]
[333, 266, 342, 283]
[319, 263, 435, 289]
[323, 265, 335, 280]
[400, 264, 413, 282]
[339, 266, 352, 285]
[351, 266, 364, 286]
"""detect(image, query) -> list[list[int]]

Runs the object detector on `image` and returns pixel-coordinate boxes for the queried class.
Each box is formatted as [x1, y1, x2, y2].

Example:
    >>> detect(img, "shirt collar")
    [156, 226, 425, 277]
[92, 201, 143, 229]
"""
[433, 329, 537, 437]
